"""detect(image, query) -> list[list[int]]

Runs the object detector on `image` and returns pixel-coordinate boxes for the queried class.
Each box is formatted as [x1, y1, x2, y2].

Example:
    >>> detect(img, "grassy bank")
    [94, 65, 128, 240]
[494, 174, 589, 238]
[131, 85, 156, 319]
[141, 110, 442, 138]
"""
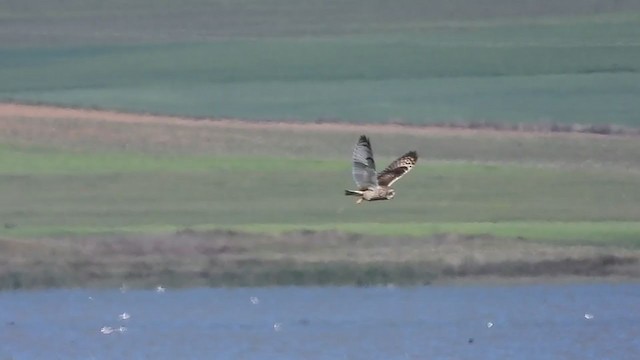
[1, 112, 640, 288]
[2, 230, 639, 290]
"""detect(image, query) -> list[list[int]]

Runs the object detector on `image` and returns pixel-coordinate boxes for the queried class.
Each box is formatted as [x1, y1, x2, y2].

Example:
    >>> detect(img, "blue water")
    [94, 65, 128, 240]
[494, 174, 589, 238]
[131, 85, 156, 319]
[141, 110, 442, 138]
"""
[1, 283, 639, 359]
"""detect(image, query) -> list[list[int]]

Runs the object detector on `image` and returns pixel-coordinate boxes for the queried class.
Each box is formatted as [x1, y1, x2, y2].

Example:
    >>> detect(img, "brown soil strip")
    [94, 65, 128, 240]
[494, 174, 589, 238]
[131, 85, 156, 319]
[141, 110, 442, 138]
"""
[0, 102, 631, 138]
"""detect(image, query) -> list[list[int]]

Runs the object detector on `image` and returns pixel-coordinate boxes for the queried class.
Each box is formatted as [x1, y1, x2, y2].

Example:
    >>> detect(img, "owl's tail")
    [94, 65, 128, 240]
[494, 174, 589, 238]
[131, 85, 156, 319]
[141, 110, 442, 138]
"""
[344, 189, 363, 196]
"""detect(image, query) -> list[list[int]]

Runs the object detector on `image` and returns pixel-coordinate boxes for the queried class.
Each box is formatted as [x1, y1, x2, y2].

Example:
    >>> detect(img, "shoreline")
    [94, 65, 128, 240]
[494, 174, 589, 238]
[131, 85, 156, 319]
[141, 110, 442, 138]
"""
[2, 230, 638, 290]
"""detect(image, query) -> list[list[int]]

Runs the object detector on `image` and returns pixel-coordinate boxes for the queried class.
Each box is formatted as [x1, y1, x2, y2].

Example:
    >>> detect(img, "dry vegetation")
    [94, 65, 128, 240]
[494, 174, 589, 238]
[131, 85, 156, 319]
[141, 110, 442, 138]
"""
[1, 230, 639, 289]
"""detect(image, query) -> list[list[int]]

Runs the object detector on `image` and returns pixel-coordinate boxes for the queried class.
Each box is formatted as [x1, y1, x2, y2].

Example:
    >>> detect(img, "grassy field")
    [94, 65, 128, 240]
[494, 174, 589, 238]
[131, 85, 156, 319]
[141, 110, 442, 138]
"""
[2, 148, 640, 234]
[1, 1, 640, 124]
[2, 114, 640, 237]
[1, 111, 640, 288]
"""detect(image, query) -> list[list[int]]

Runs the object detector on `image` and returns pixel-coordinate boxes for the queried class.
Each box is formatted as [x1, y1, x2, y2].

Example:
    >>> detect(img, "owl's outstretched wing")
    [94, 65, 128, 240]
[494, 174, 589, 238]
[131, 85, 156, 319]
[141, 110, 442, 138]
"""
[351, 135, 378, 190]
[377, 151, 418, 187]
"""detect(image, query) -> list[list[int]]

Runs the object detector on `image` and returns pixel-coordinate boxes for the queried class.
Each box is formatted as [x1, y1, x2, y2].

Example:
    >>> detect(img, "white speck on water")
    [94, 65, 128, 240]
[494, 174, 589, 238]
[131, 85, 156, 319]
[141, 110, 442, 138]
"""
[273, 322, 283, 332]
[119, 284, 127, 293]
[156, 285, 166, 293]
[584, 313, 594, 320]
[250, 296, 260, 305]
[88, 296, 94, 301]
[487, 322, 494, 328]
[101, 325, 127, 334]
[118, 312, 130, 320]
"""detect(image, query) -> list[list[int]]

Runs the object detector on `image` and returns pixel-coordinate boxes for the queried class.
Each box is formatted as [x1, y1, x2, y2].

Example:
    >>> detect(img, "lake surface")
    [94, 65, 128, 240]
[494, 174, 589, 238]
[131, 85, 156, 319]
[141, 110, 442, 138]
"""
[1, 283, 639, 359]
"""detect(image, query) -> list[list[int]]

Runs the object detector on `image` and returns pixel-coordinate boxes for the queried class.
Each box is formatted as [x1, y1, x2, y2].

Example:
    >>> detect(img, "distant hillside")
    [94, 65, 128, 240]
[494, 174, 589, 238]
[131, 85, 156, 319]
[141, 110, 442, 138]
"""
[1, 1, 639, 125]
[2, 0, 640, 45]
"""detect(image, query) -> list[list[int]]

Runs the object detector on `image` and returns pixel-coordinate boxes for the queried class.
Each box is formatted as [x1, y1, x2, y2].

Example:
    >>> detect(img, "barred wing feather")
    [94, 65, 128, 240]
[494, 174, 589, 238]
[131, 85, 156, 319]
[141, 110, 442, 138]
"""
[377, 151, 418, 187]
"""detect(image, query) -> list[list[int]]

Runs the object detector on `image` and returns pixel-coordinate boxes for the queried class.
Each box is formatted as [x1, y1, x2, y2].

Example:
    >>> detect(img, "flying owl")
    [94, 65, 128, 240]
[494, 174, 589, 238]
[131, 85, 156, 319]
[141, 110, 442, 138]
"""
[344, 135, 418, 203]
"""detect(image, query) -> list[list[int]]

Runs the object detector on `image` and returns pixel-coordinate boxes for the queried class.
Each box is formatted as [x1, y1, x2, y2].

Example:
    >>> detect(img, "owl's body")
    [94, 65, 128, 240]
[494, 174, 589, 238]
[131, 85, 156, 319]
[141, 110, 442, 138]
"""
[344, 135, 417, 204]
[344, 187, 394, 203]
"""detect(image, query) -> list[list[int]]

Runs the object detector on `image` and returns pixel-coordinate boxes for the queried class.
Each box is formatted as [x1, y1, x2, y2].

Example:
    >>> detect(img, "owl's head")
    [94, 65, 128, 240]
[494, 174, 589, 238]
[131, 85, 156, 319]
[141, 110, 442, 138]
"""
[385, 189, 395, 199]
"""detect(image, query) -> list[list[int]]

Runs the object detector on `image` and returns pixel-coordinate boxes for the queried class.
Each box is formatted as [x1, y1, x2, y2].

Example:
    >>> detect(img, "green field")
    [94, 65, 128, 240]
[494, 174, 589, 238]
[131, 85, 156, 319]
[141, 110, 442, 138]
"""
[2, 113, 640, 287]
[2, 116, 640, 288]
[2, 117, 640, 241]
[1, 1, 640, 125]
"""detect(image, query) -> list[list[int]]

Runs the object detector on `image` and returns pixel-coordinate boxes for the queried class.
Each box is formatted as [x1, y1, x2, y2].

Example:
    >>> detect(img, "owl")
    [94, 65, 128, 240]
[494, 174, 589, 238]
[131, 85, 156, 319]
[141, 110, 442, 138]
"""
[344, 135, 418, 203]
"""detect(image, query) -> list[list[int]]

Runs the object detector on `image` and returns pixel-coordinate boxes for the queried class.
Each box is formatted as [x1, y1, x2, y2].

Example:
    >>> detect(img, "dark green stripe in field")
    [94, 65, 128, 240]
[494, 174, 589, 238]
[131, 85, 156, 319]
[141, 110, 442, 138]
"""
[3, 40, 640, 88]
